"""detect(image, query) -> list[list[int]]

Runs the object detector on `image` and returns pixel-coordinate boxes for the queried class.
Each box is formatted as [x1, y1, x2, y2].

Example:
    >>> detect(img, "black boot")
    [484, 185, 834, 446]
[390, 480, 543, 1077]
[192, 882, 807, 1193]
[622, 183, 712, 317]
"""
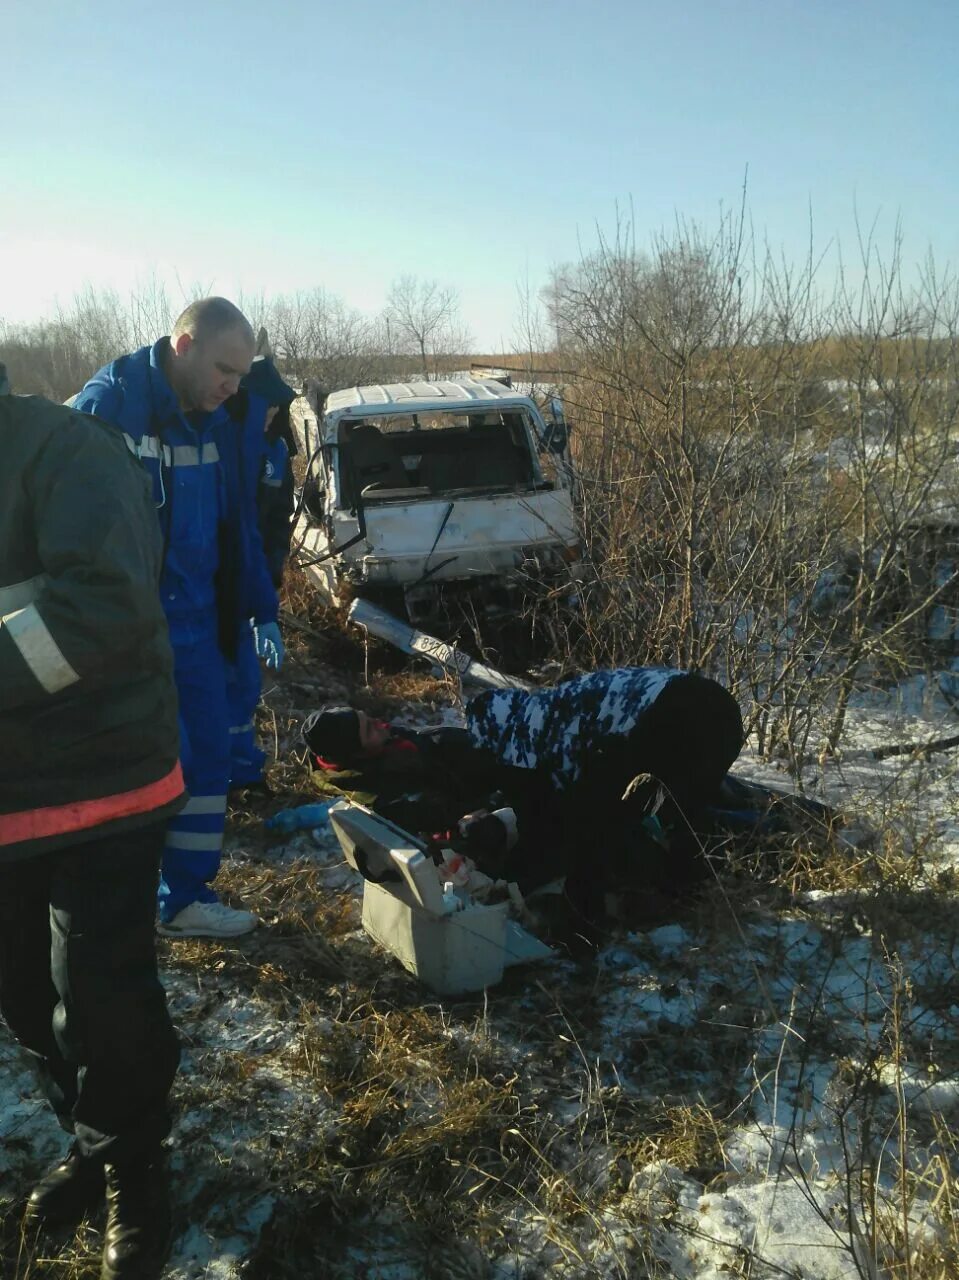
[23, 1143, 105, 1230]
[100, 1155, 172, 1280]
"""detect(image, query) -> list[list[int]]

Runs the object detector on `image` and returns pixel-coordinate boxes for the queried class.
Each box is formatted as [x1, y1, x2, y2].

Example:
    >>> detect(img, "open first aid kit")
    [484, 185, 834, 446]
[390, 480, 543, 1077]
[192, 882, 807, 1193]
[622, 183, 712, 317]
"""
[328, 800, 553, 994]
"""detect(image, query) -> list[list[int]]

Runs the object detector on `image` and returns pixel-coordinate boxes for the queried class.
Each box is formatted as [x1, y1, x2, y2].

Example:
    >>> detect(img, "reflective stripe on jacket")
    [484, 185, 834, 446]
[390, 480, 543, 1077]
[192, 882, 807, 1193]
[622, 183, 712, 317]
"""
[74, 341, 278, 639]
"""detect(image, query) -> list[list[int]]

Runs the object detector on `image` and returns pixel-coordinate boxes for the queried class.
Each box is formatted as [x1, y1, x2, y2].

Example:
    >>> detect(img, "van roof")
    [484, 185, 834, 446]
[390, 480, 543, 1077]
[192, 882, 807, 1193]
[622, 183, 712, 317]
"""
[325, 378, 533, 418]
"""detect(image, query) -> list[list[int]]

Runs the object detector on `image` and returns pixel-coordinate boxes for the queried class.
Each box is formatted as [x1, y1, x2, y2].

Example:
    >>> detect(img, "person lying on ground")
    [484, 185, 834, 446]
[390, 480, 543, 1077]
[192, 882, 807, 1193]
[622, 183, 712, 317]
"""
[301, 670, 744, 912]
[301, 706, 500, 834]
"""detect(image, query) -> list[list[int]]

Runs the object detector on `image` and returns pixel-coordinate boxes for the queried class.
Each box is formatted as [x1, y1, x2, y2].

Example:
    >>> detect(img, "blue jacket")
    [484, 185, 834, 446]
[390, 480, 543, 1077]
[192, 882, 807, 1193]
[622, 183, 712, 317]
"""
[257, 419, 294, 589]
[74, 341, 277, 653]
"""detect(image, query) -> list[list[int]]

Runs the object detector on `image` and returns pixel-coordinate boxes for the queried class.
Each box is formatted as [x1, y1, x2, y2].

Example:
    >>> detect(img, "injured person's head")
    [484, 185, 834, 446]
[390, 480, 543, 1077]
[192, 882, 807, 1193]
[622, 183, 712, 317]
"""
[302, 707, 390, 766]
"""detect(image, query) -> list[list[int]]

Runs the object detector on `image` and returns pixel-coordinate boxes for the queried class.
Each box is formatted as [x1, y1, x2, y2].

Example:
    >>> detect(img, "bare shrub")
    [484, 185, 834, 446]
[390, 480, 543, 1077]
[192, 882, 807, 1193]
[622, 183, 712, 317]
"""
[544, 207, 959, 765]
[0, 278, 180, 401]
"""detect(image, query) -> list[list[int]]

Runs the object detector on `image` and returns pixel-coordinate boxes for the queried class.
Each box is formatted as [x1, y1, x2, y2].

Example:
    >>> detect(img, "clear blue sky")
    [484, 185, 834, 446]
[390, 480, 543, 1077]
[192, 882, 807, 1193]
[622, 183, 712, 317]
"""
[2, 0, 957, 350]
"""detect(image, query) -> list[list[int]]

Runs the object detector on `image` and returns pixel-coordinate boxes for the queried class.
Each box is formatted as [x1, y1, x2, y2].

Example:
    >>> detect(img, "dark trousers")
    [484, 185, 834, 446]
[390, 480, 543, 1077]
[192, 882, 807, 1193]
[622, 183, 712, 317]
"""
[0, 822, 180, 1163]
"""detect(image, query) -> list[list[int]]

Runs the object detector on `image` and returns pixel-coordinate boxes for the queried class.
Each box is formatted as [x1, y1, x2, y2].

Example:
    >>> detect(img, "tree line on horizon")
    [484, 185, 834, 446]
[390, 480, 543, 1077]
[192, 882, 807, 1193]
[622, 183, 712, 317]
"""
[0, 274, 482, 402]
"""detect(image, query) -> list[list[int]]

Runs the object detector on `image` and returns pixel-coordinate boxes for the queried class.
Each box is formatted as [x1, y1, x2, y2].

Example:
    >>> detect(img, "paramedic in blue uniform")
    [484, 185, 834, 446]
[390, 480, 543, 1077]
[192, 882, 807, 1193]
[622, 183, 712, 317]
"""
[74, 298, 284, 939]
[225, 354, 297, 788]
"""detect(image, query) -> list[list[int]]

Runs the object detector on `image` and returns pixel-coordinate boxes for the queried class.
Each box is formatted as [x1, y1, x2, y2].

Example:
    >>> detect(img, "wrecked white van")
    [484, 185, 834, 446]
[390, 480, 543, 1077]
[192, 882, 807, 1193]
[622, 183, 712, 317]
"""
[296, 379, 581, 643]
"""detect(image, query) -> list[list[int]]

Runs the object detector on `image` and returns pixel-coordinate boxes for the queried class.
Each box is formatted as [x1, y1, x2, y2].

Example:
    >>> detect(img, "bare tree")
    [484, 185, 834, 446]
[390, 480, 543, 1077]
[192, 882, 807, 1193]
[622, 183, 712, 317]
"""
[268, 291, 313, 380]
[1, 286, 133, 401]
[543, 205, 959, 767]
[236, 288, 271, 346]
[265, 288, 401, 392]
[385, 275, 470, 380]
[126, 274, 174, 347]
[511, 273, 554, 398]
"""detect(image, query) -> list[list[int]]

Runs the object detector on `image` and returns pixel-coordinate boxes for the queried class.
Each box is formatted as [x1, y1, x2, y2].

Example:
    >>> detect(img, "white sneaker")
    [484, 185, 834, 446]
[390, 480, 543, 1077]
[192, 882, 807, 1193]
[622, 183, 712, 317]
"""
[157, 900, 259, 939]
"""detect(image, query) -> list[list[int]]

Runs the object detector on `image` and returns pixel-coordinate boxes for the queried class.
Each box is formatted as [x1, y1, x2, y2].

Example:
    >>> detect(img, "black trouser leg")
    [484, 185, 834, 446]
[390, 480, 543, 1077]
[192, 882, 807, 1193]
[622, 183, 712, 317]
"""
[0, 852, 78, 1127]
[541, 675, 743, 904]
[0, 822, 180, 1163]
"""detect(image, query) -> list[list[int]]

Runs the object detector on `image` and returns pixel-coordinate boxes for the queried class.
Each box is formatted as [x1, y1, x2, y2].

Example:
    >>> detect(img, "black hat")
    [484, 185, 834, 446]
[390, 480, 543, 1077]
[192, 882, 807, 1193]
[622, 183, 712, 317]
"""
[302, 707, 362, 763]
[241, 356, 295, 408]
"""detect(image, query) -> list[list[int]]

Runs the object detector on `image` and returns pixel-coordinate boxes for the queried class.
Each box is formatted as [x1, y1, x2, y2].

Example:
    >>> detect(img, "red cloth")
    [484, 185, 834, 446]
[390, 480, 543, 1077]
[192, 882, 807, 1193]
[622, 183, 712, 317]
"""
[314, 734, 419, 772]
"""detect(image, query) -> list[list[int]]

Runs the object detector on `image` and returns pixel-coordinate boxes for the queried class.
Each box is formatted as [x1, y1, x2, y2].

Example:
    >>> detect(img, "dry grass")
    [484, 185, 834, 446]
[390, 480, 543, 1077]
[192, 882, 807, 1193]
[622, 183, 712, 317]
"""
[5, 601, 959, 1279]
[630, 1100, 729, 1183]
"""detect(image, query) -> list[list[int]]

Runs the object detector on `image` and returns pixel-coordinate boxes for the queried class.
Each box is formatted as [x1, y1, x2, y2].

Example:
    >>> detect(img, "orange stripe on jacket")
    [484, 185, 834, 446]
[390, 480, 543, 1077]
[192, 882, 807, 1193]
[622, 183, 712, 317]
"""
[0, 762, 185, 847]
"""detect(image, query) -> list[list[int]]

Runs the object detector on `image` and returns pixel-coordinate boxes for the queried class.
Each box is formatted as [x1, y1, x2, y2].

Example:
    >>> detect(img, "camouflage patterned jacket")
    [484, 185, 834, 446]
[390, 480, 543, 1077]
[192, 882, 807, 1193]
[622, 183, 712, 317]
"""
[465, 668, 683, 789]
[465, 668, 746, 898]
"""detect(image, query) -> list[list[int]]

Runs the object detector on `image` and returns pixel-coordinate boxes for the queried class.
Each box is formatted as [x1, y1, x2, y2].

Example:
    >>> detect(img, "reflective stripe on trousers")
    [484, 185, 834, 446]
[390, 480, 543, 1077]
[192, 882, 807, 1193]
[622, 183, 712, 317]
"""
[159, 637, 231, 920]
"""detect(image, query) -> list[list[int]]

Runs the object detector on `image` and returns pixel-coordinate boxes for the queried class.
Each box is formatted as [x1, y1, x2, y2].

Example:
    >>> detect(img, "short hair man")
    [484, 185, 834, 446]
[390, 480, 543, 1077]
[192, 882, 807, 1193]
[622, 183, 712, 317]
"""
[74, 299, 283, 938]
[0, 365, 184, 1277]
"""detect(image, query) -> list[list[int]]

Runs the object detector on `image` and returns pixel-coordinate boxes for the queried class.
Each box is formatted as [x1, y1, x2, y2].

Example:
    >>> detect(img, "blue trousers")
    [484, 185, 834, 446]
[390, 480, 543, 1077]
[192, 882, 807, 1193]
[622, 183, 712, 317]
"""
[226, 621, 265, 786]
[159, 629, 231, 921]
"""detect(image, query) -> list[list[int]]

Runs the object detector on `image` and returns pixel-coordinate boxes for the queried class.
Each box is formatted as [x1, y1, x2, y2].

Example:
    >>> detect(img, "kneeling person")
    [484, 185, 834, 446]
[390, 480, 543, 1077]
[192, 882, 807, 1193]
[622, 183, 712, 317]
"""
[463, 667, 744, 909]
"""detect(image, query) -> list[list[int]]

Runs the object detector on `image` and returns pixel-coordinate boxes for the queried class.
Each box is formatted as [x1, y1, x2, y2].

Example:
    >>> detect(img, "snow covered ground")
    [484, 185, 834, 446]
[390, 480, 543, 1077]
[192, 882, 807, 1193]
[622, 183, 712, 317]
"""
[2, 680, 959, 1278]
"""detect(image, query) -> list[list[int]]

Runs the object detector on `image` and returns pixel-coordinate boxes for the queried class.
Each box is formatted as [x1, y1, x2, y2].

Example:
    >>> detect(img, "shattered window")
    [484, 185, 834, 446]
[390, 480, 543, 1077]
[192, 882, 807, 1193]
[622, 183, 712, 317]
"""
[340, 410, 547, 500]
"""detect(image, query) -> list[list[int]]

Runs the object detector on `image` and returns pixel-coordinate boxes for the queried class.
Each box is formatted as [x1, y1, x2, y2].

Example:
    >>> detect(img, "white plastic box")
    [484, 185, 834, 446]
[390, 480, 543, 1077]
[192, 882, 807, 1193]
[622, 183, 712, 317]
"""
[329, 801, 552, 995]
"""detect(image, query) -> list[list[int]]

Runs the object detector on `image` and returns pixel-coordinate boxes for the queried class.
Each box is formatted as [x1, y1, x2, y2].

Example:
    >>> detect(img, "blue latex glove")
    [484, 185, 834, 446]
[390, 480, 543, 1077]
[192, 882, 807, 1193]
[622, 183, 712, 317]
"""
[264, 802, 332, 834]
[254, 621, 285, 670]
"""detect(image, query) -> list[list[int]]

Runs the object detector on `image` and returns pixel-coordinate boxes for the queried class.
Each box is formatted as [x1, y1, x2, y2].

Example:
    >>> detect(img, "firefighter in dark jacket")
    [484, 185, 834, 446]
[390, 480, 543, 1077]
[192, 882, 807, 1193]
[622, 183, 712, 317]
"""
[0, 367, 184, 1279]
